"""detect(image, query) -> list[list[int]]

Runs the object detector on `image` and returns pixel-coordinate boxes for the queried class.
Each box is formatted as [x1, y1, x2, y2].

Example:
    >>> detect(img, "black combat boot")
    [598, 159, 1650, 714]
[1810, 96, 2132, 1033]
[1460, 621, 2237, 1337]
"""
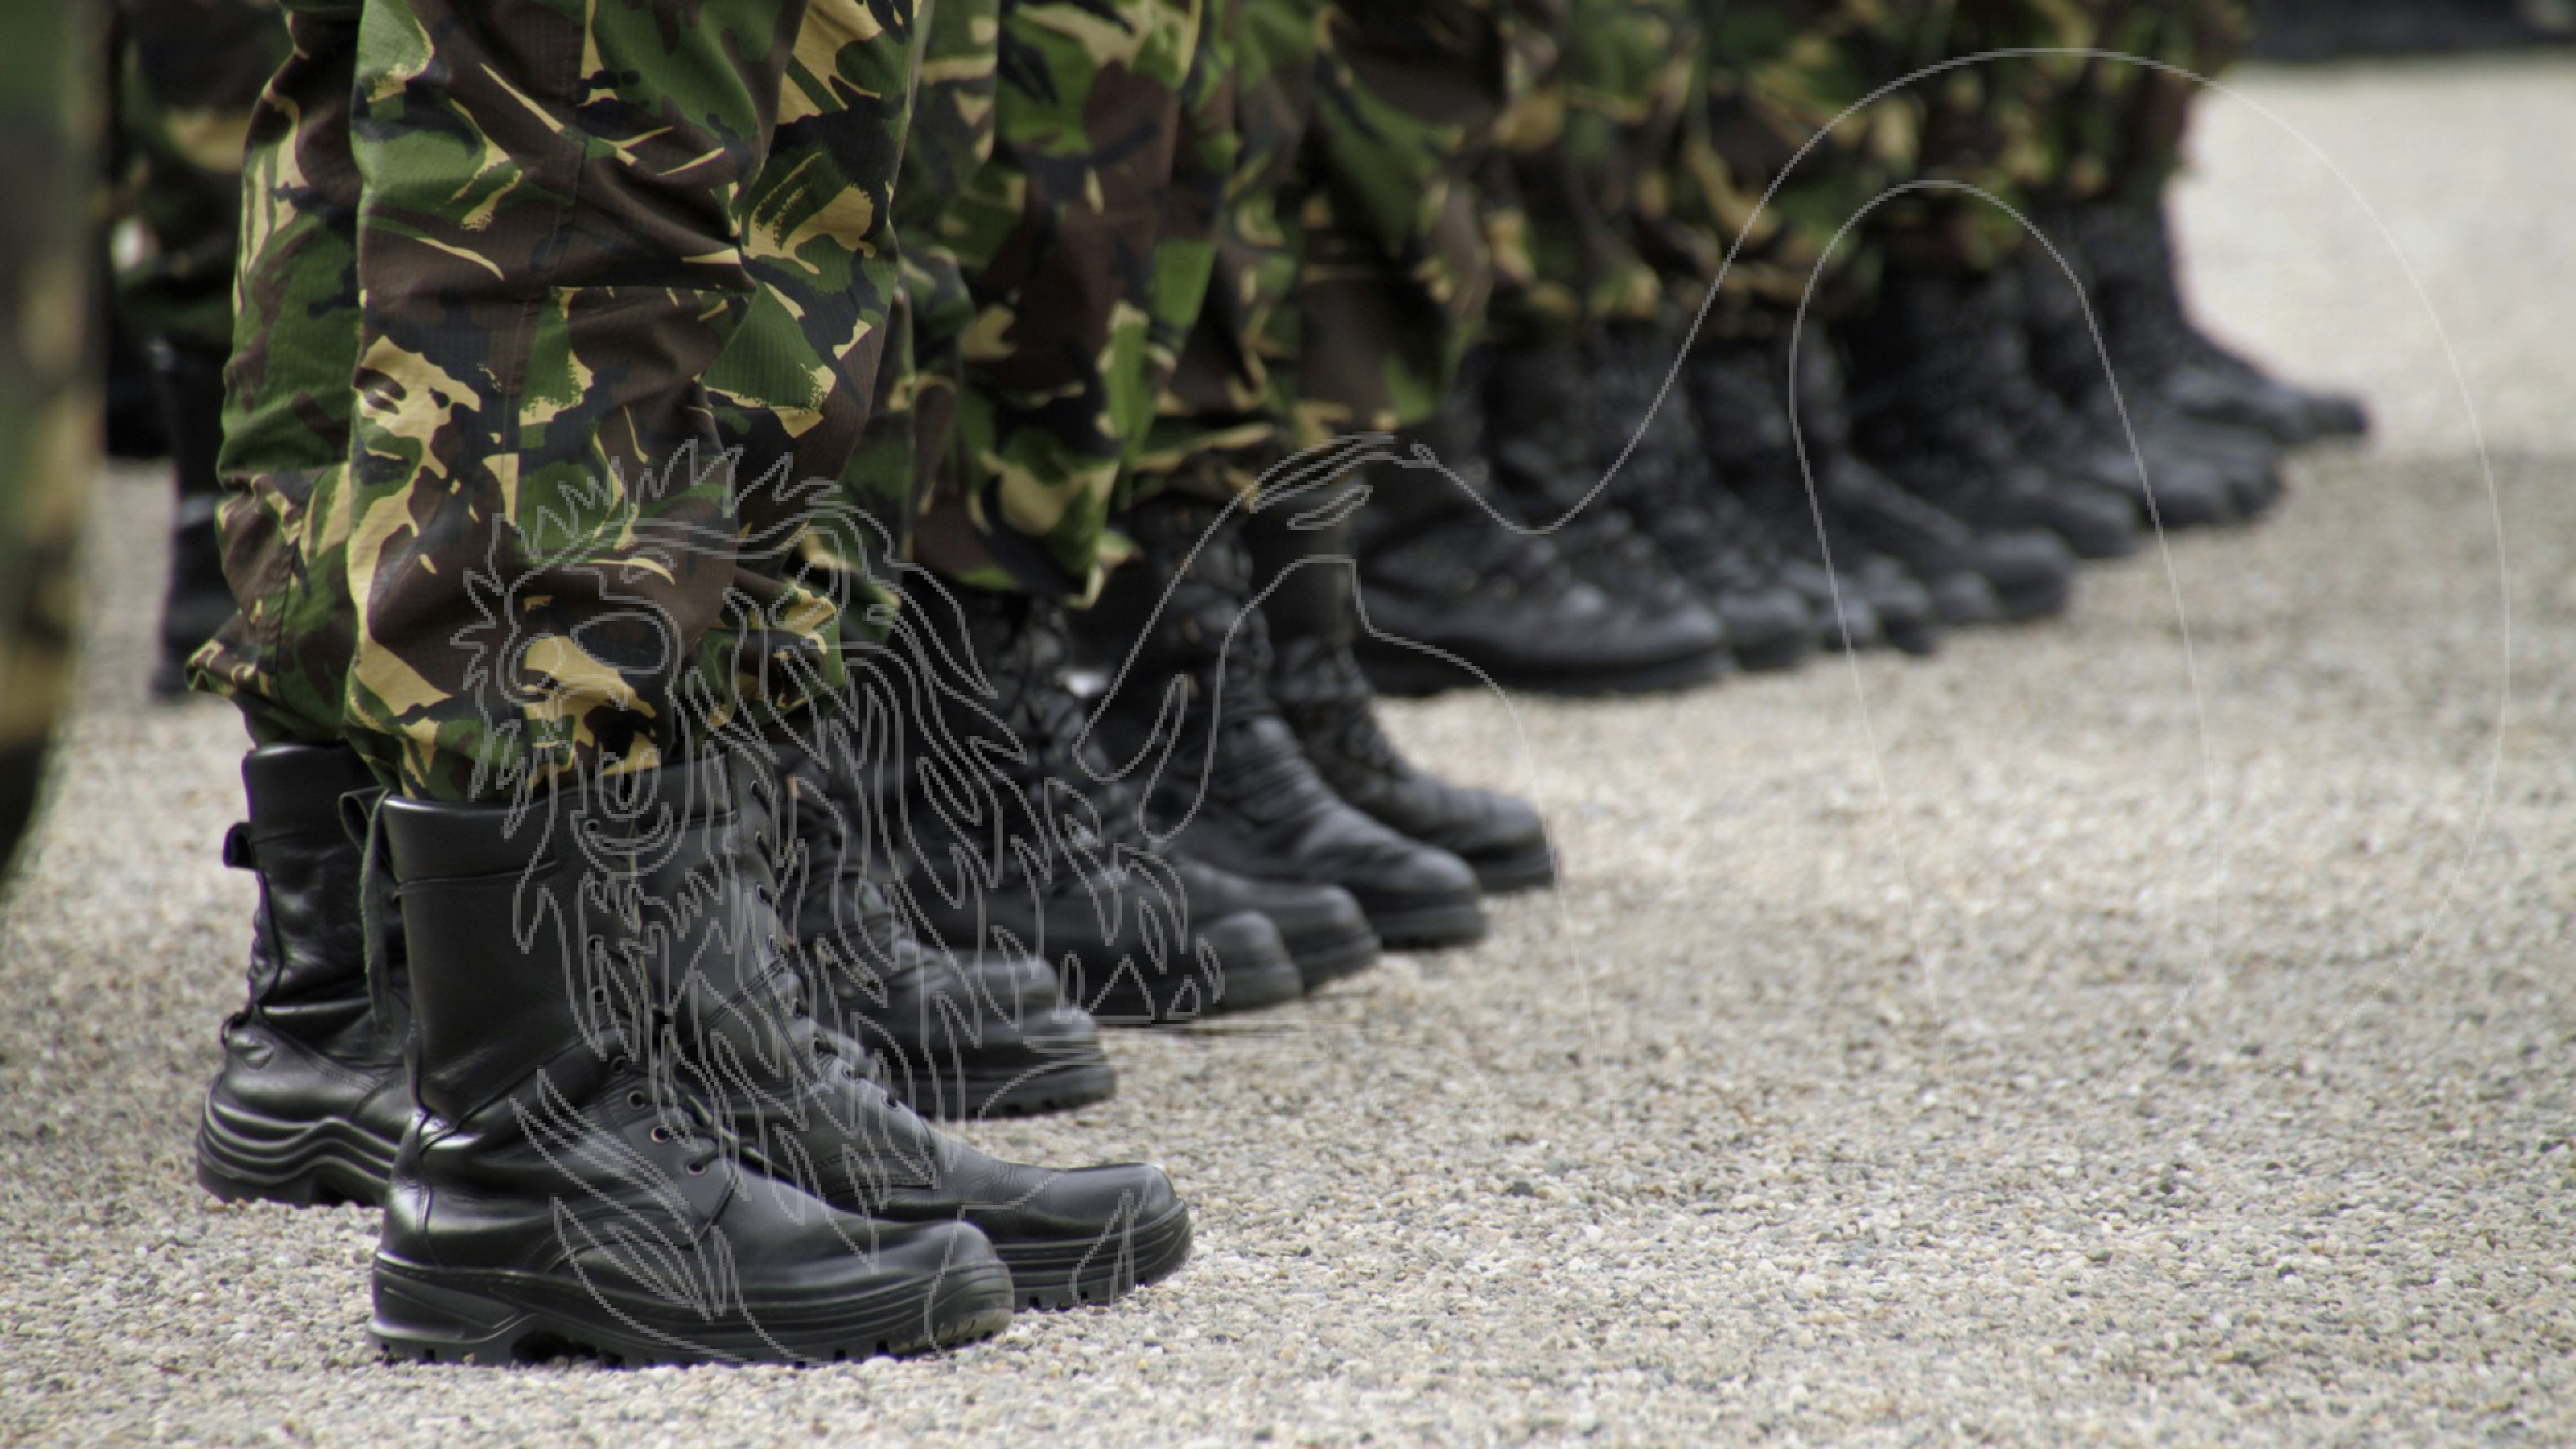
[152, 345, 235, 699]
[1839, 261, 2146, 562]
[1484, 339, 1736, 673]
[1585, 321, 1820, 671]
[1247, 479, 1556, 895]
[2075, 198, 2368, 449]
[2014, 218, 2264, 527]
[369, 766, 1018, 1364]
[883, 578, 1364, 1008]
[1685, 336, 1944, 654]
[1079, 493, 1489, 951]
[194, 743, 410, 1208]
[377, 750, 1191, 1354]
[772, 741, 1116, 1120]
[103, 312, 169, 461]
[1789, 338, 2078, 624]
[1350, 361, 1737, 696]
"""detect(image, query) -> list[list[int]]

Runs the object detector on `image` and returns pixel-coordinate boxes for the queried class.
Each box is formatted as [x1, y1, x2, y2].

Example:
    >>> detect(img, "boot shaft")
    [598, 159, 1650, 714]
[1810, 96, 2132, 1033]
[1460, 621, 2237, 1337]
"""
[382, 751, 802, 1121]
[1244, 480, 1360, 657]
[1084, 494, 1271, 692]
[1482, 341, 1596, 516]
[234, 743, 390, 1053]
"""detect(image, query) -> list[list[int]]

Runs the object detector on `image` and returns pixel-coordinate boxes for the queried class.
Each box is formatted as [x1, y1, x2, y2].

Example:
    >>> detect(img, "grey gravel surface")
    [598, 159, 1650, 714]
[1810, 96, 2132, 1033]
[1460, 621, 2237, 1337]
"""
[6, 57, 2575, 1448]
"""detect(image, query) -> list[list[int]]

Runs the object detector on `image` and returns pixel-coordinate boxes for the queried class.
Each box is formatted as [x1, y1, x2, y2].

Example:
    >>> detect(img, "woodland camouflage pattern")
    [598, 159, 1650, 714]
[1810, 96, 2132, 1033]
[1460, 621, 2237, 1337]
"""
[193, 0, 923, 802]
[1143, 0, 1511, 499]
[910, 0, 1208, 602]
[1486, 0, 1712, 345]
[1640, 0, 2250, 337]
[109, 0, 289, 359]
[0, 1, 101, 878]
[893, 0, 1507, 596]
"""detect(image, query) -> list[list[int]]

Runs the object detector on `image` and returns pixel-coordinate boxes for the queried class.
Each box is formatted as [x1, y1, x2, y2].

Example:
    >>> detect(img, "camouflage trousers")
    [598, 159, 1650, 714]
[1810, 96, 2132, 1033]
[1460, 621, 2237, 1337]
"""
[1142, 0, 1511, 500]
[1485, 0, 1717, 345]
[1662, 0, 2245, 337]
[2045, 0, 2249, 209]
[108, 0, 288, 361]
[865, 0, 1211, 603]
[879, 0, 1507, 599]
[0, 3, 103, 880]
[193, 0, 923, 802]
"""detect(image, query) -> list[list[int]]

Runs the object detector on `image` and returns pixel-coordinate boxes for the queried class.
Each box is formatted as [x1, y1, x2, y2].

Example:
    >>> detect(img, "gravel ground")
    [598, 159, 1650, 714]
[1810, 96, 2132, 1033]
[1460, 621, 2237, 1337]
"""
[6, 57, 2575, 1449]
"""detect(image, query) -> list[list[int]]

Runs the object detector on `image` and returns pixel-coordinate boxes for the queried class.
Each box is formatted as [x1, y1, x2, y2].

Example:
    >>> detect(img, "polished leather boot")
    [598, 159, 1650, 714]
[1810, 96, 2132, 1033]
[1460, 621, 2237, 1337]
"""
[1247, 480, 1556, 895]
[152, 346, 235, 699]
[882, 577, 1351, 1012]
[1584, 321, 1819, 671]
[370, 766, 1018, 1365]
[194, 743, 410, 1207]
[1685, 337, 1944, 654]
[772, 741, 1115, 1120]
[377, 750, 1191, 1354]
[1350, 365, 1736, 696]
[1839, 263, 2146, 562]
[597, 748, 1193, 1309]
[2074, 198, 2367, 448]
[1079, 493, 1488, 952]
[1485, 339, 1735, 671]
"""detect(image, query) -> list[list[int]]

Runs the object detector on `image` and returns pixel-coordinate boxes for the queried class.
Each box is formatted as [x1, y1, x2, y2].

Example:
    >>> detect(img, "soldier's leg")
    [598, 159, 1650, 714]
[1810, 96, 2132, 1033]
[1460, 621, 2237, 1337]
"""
[1467, 0, 1735, 670]
[1816, 0, 2171, 567]
[0, 2, 104, 883]
[193, 0, 1200, 1361]
[835, 0, 1328, 1021]
[2060, 0, 2368, 446]
[1073, 0, 1524, 943]
[106, 0, 291, 696]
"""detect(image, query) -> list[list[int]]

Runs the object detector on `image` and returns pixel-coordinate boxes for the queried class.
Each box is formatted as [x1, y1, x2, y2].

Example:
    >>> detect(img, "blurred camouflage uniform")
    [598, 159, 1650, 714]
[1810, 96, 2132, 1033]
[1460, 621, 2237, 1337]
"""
[1656, 0, 2214, 334]
[2049, 0, 2249, 208]
[886, 0, 1507, 596]
[0, 3, 102, 879]
[1142, 0, 1511, 497]
[191, 0, 922, 802]
[107, 0, 287, 362]
[1669, 0, 2247, 310]
[1652, 0, 1935, 336]
[1485, 0, 1714, 345]
[896, 0, 1211, 602]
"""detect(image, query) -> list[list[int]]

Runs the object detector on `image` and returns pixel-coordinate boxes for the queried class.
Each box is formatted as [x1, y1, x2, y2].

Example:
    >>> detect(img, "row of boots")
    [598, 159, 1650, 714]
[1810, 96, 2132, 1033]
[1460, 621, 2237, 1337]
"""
[192, 451, 1562, 1365]
[200, 743, 1196, 1362]
[1347, 200, 2367, 695]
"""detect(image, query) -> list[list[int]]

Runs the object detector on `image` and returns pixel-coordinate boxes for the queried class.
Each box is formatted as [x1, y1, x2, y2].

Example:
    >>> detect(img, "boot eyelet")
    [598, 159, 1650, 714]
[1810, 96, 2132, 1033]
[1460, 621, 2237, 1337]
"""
[650, 1126, 670, 1144]
[686, 1161, 707, 1176]
[627, 1091, 647, 1109]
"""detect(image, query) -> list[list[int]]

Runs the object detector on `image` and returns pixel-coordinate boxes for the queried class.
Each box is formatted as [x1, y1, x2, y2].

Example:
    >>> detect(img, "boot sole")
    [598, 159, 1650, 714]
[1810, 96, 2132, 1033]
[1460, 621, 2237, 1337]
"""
[1076, 946, 1307, 1027]
[1732, 632, 1818, 674]
[2047, 518, 2141, 561]
[1991, 575, 2076, 623]
[1363, 898, 1488, 952]
[1358, 645, 1731, 701]
[371, 1254, 1015, 1367]
[994, 1198, 1195, 1312]
[196, 1099, 399, 1208]
[1464, 841, 1558, 895]
[1282, 921, 1383, 993]
[898, 1059, 1121, 1122]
